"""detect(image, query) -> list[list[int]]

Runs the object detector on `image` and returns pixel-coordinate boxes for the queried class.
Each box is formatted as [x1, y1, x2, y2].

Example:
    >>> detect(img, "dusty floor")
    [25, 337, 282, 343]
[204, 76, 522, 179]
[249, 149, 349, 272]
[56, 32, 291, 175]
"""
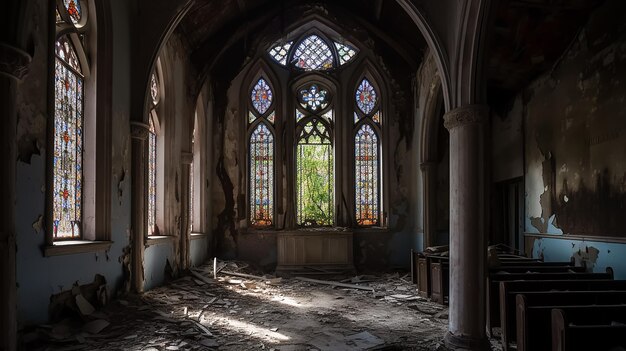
[24, 262, 503, 350]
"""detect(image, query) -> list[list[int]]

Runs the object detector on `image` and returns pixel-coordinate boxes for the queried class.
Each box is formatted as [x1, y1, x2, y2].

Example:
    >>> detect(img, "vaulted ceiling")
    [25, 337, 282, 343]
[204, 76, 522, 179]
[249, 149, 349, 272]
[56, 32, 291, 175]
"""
[175, 0, 604, 106]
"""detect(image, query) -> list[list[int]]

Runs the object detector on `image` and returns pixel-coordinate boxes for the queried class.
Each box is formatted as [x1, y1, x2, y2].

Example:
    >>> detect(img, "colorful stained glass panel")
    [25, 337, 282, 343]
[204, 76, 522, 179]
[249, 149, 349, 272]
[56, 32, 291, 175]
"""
[268, 41, 293, 66]
[298, 84, 328, 112]
[63, 0, 82, 24]
[292, 35, 334, 71]
[251, 78, 273, 115]
[355, 124, 379, 226]
[249, 123, 274, 227]
[55, 36, 81, 73]
[148, 120, 157, 235]
[334, 42, 357, 65]
[356, 79, 377, 115]
[53, 58, 84, 239]
[150, 73, 159, 105]
[296, 109, 305, 122]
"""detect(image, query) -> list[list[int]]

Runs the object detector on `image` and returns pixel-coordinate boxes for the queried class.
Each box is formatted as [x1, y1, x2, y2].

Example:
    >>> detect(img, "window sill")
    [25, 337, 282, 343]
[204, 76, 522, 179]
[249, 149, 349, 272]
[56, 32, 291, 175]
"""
[241, 227, 389, 235]
[44, 240, 113, 257]
[146, 235, 175, 246]
[191, 232, 208, 240]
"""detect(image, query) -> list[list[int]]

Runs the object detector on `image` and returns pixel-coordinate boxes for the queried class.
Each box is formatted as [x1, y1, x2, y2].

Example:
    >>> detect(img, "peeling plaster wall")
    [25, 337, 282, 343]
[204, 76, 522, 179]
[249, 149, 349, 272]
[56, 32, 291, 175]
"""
[15, 0, 132, 325]
[190, 237, 209, 267]
[515, 1, 626, 273]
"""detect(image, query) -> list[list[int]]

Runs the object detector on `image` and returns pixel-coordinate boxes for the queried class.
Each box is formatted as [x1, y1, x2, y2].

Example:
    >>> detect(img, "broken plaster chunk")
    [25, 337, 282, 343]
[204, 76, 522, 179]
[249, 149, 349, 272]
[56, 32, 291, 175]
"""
[75, 294, 96, 315]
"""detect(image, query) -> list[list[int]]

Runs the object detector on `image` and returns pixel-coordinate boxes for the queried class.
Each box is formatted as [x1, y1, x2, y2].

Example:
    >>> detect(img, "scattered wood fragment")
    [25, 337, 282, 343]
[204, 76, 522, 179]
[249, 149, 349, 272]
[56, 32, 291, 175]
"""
[220, 270, 266, 281]
[295, 277, 375, 291]
[190, 320, 213, 337]
[190, 269, 214, 285]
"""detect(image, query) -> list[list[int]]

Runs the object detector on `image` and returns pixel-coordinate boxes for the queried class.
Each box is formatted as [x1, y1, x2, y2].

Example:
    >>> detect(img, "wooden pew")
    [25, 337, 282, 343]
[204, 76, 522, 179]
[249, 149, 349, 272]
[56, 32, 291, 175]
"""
[499, 279, 626, 350]
[430, 256, 449, 304]
[490, 266, 586, 274]
[486, 270, 613, 334]
[551, 308, 626, 351]
[516, 295, 626, 351]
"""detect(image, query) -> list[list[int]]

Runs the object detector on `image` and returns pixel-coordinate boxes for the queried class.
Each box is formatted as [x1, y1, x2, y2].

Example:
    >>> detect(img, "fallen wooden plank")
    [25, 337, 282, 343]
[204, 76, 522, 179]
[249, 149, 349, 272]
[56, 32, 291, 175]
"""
[190, 269, 214, 285]
[295, 277, 374, 291]
[220, 270, 267, 281]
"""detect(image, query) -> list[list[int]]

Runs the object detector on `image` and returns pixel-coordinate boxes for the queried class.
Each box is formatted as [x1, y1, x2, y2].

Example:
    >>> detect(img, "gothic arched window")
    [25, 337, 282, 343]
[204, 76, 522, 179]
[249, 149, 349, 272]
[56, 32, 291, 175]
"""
[147, 72, 160, 236]
[248, 77, 276, 227]
[354, 78, 382, 226]
[52, 0, 89, 240]
[244, 26, 385, 229]
[296, 82, 334, 226]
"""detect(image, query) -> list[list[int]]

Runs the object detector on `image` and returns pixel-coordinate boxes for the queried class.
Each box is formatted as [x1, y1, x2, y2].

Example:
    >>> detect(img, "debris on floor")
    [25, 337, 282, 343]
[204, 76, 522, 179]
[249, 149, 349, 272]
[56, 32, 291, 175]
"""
[22, 260, 501, 350]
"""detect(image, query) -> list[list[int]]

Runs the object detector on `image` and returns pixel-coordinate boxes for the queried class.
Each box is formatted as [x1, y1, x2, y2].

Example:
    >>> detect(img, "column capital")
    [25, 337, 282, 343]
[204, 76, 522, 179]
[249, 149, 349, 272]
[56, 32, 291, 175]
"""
[0, 43, 31, 80]
[181, 151, 193, 165]
[443, 104, 489, 131]
[130, 121, 150, 140]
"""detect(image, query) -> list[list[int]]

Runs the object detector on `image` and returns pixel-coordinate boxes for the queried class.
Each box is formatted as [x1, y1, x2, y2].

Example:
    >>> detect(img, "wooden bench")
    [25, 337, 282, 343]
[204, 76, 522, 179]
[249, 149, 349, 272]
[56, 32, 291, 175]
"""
[429, 256, 449, 304]
[516, 295, 626, 351]
[499, 279, 626, 350]
[487, 271, 614, 334]
[552, 308, 626, 351]
[490, 266, 586, 274]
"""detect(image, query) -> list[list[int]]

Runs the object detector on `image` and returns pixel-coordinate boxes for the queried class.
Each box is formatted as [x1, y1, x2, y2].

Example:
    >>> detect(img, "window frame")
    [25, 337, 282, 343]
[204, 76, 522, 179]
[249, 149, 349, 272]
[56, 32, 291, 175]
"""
[46, 0, 114, 255]
[242, 26, 389, 232]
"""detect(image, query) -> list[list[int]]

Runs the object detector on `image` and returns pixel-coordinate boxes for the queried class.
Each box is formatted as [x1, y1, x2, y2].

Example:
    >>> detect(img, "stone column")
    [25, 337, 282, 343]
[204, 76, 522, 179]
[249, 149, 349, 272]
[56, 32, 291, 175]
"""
[180, 151, 193, 270]
[420, 161, 438, 248]
[443, 105, 489, 350]
[0, 42, 31, 351]
[130, 121, 150, 293]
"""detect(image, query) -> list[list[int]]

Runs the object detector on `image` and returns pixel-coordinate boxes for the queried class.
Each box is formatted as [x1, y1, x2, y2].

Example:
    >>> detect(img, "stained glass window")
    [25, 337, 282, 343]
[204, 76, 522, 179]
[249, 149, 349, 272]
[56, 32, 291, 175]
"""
[249, 124, 274, 226]
[251, 78, 273, 115]
[297, 118, 334, 226]
[292, 35, 334, 71]
[298, 84, 329, 112]
[269, 42, 293, 66]
[322, 109, 333, 121]
[53, 38, 84, 239]
[148, 119, 157, 236]
[355, 124, 379, 226]
[334, 42, 357, 65]
[248, 110, 257, 124]
[356, 79, 377, 115]
[63, 0, 82, 24]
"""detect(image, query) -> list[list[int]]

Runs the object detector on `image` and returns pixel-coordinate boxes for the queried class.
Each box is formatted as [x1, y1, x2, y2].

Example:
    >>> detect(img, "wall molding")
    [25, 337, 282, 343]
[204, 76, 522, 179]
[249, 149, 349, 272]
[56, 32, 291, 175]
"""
[525, 232, 626, 244]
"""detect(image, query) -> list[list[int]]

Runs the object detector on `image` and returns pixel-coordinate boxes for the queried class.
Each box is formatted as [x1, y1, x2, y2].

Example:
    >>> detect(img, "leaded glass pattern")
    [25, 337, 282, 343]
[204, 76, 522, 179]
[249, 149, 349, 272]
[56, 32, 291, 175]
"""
[150, 73, 159, 105]
[334, 42, 357, 65]
[322, 109, 333, 121]
[292, 35, 334, 71]
[249, 124, 274, 227]
[269, 42, 293, 65]
[63, 0, 82, 24]
[356, 79, 377, 115]
[189, 161, 194, 233]
[355, 124, 379, 226]
[296, 110, 305, 122]
[297, 119, 334, 226]
[148, 120, 157, 236]
[267, 111, 275, 124]
[55, 36, 81, 73]
[53, 56, 83, 239]
[251, 78, 273, 115]
[298, 84, 329, 112]
[248, 111, 257, 124]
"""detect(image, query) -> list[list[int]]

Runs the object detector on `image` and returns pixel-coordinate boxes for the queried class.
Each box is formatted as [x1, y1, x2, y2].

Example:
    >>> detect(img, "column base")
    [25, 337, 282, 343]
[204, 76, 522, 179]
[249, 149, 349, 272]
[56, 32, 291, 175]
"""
[444, 331, 491, 350]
